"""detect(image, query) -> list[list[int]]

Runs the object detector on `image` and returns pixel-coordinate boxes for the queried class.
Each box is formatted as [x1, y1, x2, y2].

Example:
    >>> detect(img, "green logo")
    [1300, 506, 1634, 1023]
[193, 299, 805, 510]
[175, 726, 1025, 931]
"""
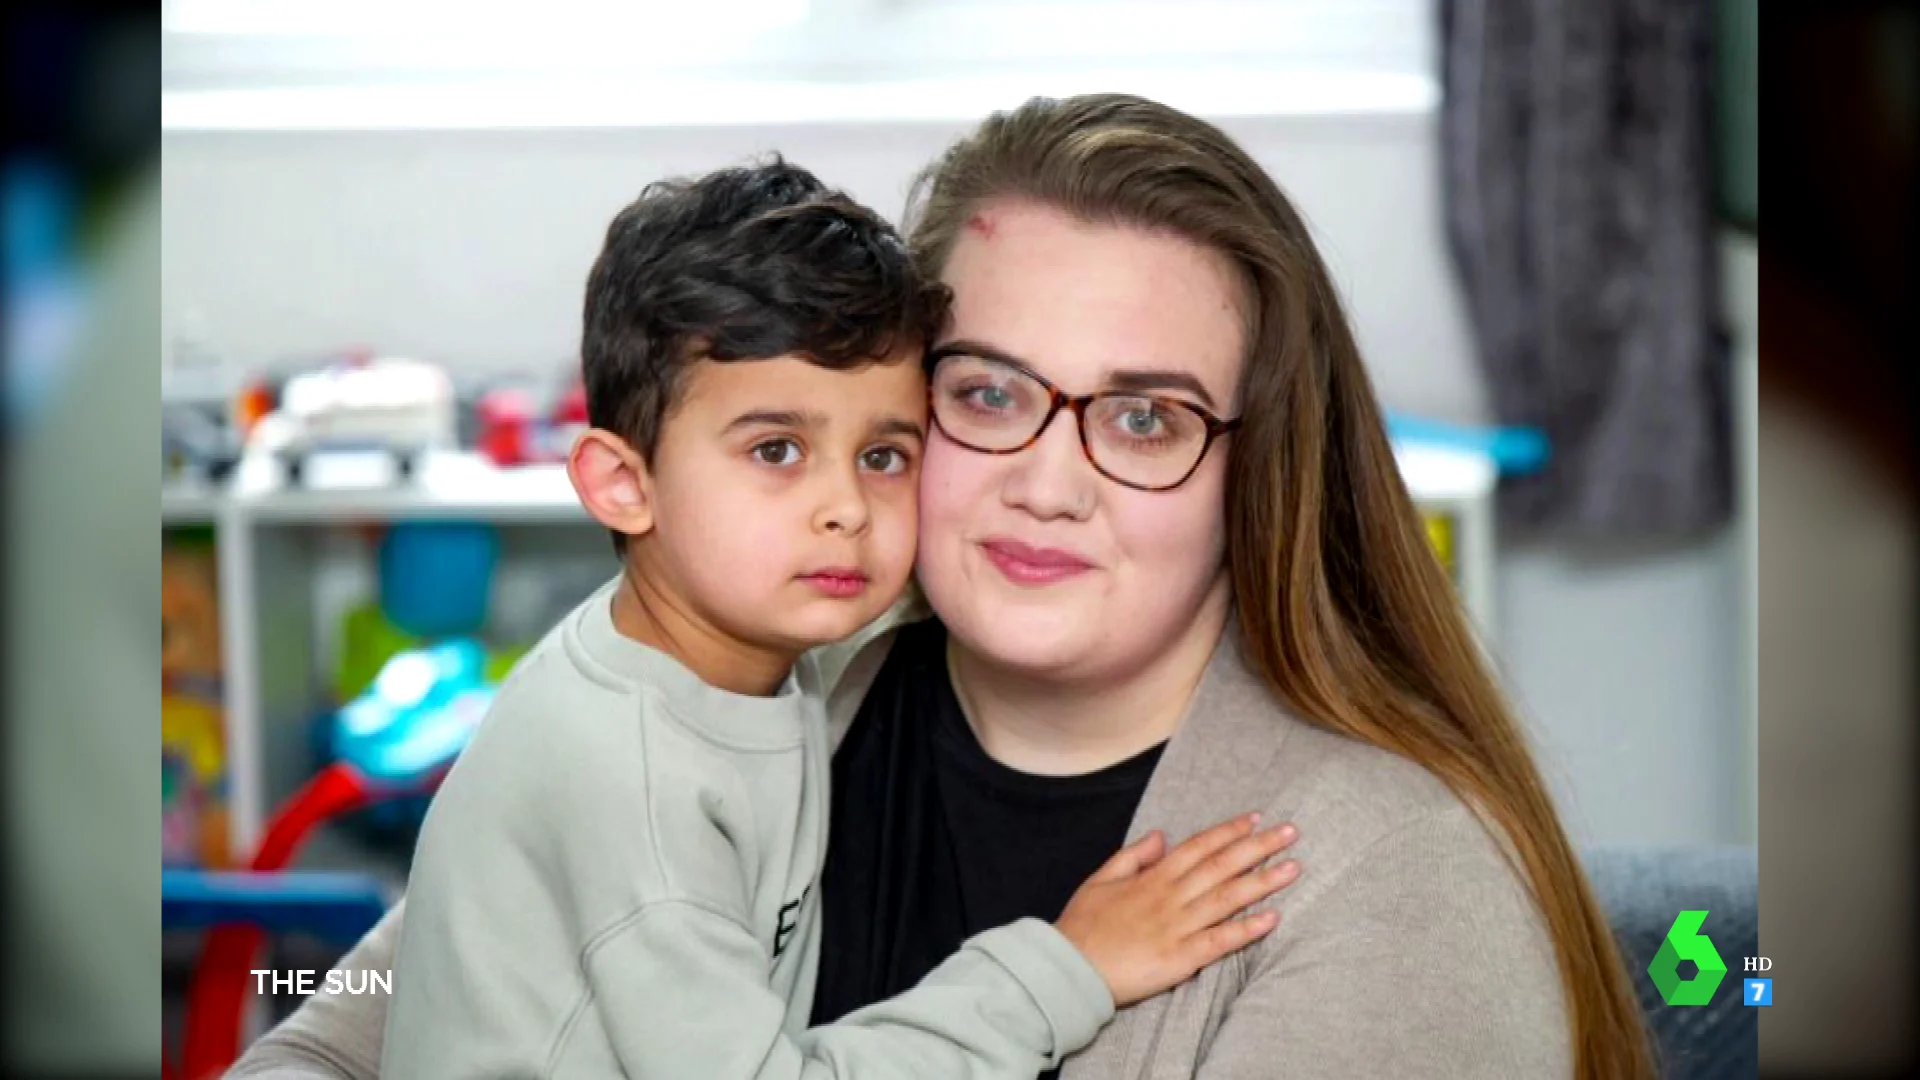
[1649, 910, 1727, 1005]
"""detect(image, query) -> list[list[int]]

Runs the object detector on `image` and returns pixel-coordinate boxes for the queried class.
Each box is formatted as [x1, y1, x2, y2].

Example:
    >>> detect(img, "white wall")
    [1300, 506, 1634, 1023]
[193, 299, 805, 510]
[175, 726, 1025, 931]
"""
[161, 109, 1753, 848]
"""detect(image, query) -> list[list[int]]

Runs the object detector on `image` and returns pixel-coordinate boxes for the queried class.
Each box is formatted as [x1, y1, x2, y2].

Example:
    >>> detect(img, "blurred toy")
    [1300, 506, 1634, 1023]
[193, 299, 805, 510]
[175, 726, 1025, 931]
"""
[337, 520, 514, 715]
[233, 374, 278, 437]
[162, 343, 246, 483]
[163, 533, 222, 679]
[336, 599, 523, 706]
[323, 523, 520, 855]
[476, 385, 538, 466]
[162, 400, 242, 483]
[335, 602, 419, 704]
[476, 372, 588, 467]
[333, 640, 496, 789]
[378, 521, 499, 638]
[1384, 412, 1549, 476]
[324, 599, 524, 852]
[163, 699, 228, 869]
[179, 642, 495, 1080]
[162, 536, 231, 869]
[267, 354, 456, 484]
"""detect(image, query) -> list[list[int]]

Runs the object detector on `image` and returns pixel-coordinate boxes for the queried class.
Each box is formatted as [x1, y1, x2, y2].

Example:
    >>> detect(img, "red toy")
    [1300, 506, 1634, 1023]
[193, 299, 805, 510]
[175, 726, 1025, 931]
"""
[476, 376, 588, 467]
[173, 764, 377, 1080]
[476, 386, 538, 466]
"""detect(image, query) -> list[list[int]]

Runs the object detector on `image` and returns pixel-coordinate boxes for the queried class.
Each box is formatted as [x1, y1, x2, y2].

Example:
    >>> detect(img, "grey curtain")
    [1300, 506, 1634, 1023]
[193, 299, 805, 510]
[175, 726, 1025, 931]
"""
[1440, 0, 1733, 537]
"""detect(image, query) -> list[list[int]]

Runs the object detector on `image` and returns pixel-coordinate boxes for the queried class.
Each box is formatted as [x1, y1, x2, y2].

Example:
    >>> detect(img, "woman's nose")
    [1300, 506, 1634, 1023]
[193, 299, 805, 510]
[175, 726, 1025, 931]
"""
[999, 408, 1098, 521]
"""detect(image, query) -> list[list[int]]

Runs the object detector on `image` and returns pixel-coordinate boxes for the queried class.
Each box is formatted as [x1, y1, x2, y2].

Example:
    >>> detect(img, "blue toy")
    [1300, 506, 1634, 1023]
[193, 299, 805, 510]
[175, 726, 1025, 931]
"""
[176, 641, 492, 1080]
[1385, 413, 1549, 476]
[378, 522, 498, 639]
[333, 638, 494, 791]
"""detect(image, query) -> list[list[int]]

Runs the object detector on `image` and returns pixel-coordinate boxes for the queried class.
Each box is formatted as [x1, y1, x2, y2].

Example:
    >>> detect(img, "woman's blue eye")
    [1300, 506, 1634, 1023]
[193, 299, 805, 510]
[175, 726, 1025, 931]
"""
[966, 385, 1015, 410]
[753, 439, 801, 465]
[1122, 409, 1162, 437]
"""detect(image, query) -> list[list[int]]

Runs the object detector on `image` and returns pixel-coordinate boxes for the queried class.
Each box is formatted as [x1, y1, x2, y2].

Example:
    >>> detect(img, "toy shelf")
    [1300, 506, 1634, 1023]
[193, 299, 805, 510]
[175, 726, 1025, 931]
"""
[163, 480, 227, 525]
[227, 451, 587, 525]
[1392, 441, 1498, 631]
[199, 452, 606, 864]
[174, 442, 1498, 871]
[163, 869, 391, 944]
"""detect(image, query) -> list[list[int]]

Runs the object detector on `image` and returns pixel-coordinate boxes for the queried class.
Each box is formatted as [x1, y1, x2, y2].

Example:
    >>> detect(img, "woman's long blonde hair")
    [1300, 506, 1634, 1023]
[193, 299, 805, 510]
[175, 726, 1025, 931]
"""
[904, 94, 1653, 1078]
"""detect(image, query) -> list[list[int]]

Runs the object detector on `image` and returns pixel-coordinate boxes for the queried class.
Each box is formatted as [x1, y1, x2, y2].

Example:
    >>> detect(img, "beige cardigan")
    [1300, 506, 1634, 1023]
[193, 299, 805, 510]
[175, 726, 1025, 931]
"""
[228, 620, 1571, 1079]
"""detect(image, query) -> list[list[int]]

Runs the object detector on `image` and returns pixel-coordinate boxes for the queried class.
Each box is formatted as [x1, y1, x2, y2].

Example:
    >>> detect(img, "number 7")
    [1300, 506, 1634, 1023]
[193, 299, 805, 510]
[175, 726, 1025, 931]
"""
[1751, 983, 1763, 1002]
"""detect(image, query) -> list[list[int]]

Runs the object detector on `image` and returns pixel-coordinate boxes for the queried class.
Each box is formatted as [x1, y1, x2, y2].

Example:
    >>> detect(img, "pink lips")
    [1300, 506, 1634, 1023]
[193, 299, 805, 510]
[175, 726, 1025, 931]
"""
[979, 538, 1094, 586]
[800, 568, 869, 599]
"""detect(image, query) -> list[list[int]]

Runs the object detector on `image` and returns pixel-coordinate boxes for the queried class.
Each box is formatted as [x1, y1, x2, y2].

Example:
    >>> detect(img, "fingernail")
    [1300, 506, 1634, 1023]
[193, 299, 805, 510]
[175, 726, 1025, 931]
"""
[1275, 824, 1297, 843]
[1248, 812, 1261, 825]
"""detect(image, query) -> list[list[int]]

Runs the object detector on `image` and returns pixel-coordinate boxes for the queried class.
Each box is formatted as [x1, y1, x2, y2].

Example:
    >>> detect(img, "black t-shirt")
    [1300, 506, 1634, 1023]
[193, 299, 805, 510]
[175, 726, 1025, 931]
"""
[810, 619, 1165, 1079]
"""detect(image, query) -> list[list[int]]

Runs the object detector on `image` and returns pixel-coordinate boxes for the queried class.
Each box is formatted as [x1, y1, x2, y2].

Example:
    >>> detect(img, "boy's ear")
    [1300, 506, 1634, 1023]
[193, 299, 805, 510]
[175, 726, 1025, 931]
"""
[566, 428, 655, 538]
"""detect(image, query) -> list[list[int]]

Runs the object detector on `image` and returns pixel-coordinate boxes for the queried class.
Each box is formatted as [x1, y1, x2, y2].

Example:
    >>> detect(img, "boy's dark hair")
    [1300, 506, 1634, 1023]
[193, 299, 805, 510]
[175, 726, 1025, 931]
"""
[582, 158, 950, 470]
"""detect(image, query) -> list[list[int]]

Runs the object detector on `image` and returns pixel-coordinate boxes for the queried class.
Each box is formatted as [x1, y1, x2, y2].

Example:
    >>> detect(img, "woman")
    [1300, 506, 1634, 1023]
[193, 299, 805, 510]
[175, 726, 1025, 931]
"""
[229, 94, 1651, 1079]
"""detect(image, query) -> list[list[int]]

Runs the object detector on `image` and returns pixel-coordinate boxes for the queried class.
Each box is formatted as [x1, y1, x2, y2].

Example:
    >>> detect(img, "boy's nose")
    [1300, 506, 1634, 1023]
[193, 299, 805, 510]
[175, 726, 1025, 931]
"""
[814, 475, 871, 536]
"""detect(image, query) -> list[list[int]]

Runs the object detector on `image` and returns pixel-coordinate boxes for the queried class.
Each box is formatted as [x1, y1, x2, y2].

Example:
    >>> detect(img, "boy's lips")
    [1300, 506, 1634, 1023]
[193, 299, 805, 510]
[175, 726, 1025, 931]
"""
[798, 567, 869, 599]
[979, 538, 1094, 586]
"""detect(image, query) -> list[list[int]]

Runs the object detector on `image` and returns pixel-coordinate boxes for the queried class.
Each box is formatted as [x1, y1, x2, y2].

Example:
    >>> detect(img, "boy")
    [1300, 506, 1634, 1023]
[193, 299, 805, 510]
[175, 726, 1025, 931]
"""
[382, 160, 1295, 1078]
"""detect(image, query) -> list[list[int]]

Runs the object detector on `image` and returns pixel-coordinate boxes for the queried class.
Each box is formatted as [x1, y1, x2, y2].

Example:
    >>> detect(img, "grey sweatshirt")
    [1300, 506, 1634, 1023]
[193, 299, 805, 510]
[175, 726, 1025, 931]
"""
[380, 582, 1112, 1078]
[232, 609, 1573, 1079]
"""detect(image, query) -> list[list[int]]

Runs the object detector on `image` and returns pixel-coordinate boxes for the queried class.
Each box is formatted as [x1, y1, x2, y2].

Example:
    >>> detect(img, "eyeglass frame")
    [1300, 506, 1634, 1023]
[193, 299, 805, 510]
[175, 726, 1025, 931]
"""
[925, 345, 1244, 492]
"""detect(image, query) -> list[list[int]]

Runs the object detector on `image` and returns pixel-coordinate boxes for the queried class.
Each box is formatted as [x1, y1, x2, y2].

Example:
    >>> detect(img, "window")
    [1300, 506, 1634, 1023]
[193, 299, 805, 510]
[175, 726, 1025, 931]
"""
[163, 0, 1437, 127]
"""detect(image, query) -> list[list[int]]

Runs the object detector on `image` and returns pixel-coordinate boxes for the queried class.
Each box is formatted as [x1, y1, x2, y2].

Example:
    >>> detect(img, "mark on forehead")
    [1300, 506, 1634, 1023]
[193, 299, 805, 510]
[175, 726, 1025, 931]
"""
[964, 212, 997, 239]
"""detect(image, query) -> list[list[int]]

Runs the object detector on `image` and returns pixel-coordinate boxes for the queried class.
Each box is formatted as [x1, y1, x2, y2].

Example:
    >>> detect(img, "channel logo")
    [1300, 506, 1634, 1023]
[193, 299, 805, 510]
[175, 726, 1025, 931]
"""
[1649, 910, 1728, 1006]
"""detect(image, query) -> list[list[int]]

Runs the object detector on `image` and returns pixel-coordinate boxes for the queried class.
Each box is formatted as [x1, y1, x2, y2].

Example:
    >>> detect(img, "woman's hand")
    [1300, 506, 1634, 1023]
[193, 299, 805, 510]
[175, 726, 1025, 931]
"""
[1055, 813, 1300, 1007]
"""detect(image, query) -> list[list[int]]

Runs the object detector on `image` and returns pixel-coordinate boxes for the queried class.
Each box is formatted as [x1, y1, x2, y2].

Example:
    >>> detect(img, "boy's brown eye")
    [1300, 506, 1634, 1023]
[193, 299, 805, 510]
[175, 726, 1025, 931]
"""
[861, 446, 908, 474]
[753, 439, 801, 466]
